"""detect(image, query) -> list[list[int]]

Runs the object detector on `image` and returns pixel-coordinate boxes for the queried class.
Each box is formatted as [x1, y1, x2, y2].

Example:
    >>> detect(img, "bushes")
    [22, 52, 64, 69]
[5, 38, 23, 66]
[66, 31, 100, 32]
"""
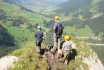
[11, 19, 24, 26]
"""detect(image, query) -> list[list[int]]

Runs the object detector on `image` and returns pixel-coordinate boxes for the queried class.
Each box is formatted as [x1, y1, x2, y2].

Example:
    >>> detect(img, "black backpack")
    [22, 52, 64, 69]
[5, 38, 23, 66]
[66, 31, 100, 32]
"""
[56, 22, 64, 38]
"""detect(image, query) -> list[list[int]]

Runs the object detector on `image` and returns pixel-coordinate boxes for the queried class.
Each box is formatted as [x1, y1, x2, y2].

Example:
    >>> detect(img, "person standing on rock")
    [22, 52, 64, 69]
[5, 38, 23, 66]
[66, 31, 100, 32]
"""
[52, 16, 64, 52]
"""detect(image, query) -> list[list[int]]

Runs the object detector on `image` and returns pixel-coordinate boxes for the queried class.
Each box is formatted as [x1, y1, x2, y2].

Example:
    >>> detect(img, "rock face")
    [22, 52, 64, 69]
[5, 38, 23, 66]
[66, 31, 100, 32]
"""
[0, 56, 18, 70]
[83, 53, 104, 70]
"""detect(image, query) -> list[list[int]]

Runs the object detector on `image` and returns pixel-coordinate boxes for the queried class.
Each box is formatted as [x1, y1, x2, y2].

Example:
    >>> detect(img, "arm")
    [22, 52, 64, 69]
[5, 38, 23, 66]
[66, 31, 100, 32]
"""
[69, 46, 72, 51]
[53, 23, 57, 33]
[61, 47, 64, 53]
[42, 32, 44, 39]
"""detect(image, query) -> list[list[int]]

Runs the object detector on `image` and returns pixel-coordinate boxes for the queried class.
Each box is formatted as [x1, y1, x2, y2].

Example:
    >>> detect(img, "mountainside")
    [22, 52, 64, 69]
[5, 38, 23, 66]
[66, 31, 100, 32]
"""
[3, 0, 68, 13]
[54, 0, 104, 66]
[0, 0, 51, 57]
[4, 0, 68, 6]
[0, 37, 104, 70]
[0, 25, 15, 46]
[56, 0, 92, 15]
[0, 0, 104, 70]
[55, 0, 104, 40]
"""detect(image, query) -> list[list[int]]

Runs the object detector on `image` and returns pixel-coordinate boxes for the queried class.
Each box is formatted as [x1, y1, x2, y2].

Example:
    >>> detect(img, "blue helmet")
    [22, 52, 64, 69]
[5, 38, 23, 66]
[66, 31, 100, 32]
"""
[37, 25, 41, 29]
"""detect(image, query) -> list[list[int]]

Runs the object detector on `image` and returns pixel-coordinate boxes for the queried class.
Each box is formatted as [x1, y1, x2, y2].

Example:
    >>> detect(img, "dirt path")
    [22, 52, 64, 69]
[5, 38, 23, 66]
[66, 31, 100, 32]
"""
[45, 51, 63, 70]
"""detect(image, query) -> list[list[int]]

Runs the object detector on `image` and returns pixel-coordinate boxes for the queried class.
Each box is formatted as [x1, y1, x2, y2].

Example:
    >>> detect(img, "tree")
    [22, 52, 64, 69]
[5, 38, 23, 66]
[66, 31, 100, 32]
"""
[11, 19, 23, 26]
[0, 25, 15, 46]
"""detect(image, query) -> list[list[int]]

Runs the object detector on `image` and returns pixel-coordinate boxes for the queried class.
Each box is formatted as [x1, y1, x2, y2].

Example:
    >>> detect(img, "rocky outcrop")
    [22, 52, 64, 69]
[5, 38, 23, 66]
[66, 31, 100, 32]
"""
[83, 52, 104, 70]
[0, 56, 18, 70]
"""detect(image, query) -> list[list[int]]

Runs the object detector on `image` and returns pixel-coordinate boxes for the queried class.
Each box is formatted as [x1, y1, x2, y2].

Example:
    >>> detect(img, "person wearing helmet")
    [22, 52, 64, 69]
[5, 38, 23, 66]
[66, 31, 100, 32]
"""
[35, 25, 44, 54]
[53, 16, 64, 52]
[61, 35, 72, 66]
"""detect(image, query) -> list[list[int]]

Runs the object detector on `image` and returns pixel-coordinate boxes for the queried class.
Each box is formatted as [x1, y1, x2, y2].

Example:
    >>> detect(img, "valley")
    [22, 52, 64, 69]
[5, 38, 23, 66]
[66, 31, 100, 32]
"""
[0, 0, 104, 69]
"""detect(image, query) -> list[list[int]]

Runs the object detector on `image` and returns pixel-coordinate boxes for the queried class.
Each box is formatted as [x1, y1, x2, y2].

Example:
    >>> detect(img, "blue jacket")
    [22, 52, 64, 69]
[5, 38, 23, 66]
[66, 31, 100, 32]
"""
[35, 30, 44, 42]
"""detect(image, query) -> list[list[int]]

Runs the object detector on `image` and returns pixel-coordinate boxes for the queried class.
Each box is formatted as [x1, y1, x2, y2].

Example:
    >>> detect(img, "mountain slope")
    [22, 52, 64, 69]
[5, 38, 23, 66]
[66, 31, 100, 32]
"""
[0, 0, 104, 70]
[54, 0, 104, 66]
[56, 0, 92, 15]
[0, 36, 103, 70]
[4, 0, 68, 6]
[3, 0, 68, 13]
[0, 0, 51, 58]
[55, 0, 104, 40]
[0, 25, 15, 46]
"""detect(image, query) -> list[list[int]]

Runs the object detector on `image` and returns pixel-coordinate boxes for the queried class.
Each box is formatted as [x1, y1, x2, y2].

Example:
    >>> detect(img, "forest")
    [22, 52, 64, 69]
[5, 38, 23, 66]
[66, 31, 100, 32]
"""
[0, 25, 15, 46]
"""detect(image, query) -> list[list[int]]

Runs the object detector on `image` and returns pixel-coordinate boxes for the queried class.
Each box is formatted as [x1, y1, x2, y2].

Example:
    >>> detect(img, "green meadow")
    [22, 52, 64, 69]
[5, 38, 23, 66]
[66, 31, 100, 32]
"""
[64, 25, 94, 36]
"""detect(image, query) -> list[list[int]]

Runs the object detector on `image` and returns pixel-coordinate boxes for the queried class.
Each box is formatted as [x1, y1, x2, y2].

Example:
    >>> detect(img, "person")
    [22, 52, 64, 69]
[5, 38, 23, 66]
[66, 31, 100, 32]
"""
[61, 35, 72, 66]
[35, 25, 44, 54]
[53, 16, 64, 52]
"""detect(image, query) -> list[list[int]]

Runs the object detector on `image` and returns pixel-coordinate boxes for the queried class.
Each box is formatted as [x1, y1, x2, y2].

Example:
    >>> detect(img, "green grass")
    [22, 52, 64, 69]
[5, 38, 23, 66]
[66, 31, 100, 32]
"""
[64, 25, 94, 37]
[4, 25, 36, 48]
[0, 0, 51, 25]
[9, 46, 48, 70]
[92, 0, 102, 6]
[8, 36, 92, 70]
[0, 0, 100, 69]
[64, 26, 76, 35]
[98, 32, 103, 38]
[77, 25, 94, 36]
[90, 4, 99, 14]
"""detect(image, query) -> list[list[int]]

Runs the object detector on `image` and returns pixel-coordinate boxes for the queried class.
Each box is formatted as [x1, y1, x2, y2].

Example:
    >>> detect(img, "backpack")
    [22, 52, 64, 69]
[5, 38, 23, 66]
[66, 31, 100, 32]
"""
[56, 22, 64, 38]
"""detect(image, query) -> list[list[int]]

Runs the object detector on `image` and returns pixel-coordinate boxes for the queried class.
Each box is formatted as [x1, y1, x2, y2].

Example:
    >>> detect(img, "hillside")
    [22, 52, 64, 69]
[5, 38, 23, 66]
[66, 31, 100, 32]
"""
[54, 0, 104, 66]
[55, 0, 104, 40]
[0, 0, 104, 70]
[0, 0, 51, 57]
[0, 36, 104, 70]
[3, 0, 68, 14]
[0, 25, 15, 46]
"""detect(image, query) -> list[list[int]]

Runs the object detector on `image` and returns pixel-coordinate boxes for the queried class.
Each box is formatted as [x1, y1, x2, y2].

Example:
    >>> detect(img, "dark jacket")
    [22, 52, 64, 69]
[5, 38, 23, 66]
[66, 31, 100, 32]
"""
[35, 30, 44, 42]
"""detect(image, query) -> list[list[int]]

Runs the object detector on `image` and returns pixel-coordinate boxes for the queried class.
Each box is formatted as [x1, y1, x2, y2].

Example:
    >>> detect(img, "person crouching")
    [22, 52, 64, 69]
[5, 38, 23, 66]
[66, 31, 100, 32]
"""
[61, 35, 72, 66]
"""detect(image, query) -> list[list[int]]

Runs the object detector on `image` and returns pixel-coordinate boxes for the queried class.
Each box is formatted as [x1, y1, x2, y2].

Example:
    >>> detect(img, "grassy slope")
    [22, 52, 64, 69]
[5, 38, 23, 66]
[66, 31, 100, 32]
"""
[64, 25, 94, 37]
[0, 0, 51, 47]
[58, 0, 103, 38]
[9, 36, 92, 70]
[0, 0, 51, 57]
[0, 0, 100, 69]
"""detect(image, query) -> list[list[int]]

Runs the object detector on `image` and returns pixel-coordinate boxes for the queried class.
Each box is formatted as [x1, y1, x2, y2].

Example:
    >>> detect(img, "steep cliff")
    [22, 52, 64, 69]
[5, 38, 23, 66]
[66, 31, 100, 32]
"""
[83, 52, 104, 70]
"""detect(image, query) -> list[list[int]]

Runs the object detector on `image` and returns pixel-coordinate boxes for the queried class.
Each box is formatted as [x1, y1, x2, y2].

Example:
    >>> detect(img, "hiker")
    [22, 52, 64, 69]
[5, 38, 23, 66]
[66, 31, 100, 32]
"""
[53, 16, 64, 52]
[61, 35, 72, 66]
[35, 25, 44, 54]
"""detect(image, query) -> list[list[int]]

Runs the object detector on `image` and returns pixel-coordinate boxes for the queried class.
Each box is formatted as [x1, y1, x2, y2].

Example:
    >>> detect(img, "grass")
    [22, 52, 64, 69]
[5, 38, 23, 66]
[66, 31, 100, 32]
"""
[77, 25, 94, 36]
[9, 46, 48, 70]
[0, 0, 51, 25]
[90, 4, 99, 14]
[0, 0, 102, 69]
[8, 36, 91, 70]
[64, 25, 94, 37]
[6, 27, 34, 41]
[64, 26, 76, 35]
[92, 0, 102, 6]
